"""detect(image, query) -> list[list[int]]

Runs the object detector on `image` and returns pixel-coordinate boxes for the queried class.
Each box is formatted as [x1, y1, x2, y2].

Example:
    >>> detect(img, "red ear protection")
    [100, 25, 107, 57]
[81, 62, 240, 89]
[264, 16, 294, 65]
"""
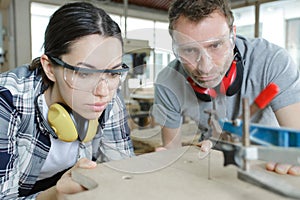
[187, 51, 243, 102]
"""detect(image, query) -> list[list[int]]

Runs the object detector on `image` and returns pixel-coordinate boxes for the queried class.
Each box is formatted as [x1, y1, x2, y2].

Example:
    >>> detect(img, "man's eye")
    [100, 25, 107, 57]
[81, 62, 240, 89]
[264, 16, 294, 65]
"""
[210, 41, 224, 49]
[181, 47, 199, 55]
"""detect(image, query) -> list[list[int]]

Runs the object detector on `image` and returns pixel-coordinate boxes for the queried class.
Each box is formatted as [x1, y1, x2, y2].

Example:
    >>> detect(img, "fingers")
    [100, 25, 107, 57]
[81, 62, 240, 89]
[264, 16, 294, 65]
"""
[197, 140, 213, 152]
[274, 163, 293, 175]
[75, 158, 97, 169]
[56, 174, 86, 194]
[266, 162, 300, 176]
[265, 162, 276, 171]
[155, 147, 167, 152]
[287, 165, 300, 175]
[156, 139, 213, 152]
[56, 158, 97, 195]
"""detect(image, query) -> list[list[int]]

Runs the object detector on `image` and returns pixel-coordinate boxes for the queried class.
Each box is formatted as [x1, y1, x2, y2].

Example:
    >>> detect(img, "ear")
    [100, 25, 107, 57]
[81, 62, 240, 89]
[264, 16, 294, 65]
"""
[40, 54, 56, 82]
[229, 25, 237, 49]
[232, 25, 237, 40]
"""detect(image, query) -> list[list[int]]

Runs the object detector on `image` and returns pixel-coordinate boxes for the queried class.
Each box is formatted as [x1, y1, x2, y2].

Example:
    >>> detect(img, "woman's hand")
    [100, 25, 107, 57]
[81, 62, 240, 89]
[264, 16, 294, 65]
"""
[56, 158, 97, 199]
[37, 158, 97, 200]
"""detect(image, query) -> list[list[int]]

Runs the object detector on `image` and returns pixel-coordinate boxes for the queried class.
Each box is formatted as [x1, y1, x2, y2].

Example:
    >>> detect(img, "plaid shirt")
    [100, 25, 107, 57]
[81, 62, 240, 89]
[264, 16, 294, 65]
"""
[0, 65, 134, 199]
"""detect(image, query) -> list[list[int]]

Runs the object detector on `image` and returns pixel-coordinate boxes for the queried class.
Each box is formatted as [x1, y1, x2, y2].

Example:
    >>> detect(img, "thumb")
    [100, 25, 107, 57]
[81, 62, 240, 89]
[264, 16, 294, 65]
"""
[197, 140, 213, 152]
[76, 158, 97, 169]
[155, 147, 168, 152]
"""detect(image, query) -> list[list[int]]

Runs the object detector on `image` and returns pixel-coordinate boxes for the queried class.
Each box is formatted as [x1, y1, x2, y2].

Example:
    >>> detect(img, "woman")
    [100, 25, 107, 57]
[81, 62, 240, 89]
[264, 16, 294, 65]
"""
[0, 2, 134, 199]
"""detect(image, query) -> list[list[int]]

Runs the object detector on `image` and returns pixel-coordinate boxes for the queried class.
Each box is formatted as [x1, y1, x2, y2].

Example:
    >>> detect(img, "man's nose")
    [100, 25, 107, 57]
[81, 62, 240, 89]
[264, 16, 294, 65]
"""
[196, 51, 213, 73]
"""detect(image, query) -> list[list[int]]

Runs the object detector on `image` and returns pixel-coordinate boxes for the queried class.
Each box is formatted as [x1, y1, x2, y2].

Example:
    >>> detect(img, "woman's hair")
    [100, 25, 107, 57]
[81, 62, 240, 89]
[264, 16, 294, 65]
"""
[168, 0, 234, 35]
[30, 2, 123, 87]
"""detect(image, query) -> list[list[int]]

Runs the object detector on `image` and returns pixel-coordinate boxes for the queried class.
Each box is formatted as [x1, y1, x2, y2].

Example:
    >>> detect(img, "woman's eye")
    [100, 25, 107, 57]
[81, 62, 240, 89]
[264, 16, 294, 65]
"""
[108, 72, 121, 78]
[76, 71, 91, 78]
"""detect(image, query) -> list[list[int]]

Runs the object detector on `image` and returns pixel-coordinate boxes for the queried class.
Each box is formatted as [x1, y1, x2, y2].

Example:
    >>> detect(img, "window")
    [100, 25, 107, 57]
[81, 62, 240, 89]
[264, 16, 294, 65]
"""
[233, 6, 256, 38]
[30, 2, 58, 59]
[286, 18, 300, 69]
[233, 0, 300, 69]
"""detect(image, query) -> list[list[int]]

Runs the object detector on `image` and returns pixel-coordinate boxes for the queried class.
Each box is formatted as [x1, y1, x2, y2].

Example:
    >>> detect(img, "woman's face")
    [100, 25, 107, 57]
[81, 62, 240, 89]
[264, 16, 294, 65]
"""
[49, 34, 123, 120]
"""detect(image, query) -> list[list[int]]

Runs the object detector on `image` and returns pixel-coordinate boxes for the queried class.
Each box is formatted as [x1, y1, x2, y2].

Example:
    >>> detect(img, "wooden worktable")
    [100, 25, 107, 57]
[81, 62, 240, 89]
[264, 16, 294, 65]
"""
[131, 122, 200, 154]
[64, 146, 299, 200]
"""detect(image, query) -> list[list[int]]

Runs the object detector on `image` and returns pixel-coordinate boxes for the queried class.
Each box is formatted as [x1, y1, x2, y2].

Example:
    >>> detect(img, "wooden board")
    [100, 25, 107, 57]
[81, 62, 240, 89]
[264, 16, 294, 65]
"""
[63, 146, 299, 200]
[238, 165, 300, 198]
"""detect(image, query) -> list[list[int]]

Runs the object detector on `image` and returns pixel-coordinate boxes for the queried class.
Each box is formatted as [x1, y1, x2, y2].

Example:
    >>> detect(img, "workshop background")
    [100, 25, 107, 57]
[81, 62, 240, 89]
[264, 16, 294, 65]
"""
[0, 0, 299, 154]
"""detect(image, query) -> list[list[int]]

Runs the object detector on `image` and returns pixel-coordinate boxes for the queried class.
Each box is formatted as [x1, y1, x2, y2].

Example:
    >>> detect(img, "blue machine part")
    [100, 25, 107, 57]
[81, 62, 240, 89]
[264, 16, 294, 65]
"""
[220, 119, 300, 147]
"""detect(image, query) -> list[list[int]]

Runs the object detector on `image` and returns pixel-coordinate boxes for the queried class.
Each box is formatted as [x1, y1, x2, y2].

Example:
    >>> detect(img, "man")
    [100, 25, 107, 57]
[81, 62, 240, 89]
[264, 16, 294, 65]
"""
[152, 0, 300, 175]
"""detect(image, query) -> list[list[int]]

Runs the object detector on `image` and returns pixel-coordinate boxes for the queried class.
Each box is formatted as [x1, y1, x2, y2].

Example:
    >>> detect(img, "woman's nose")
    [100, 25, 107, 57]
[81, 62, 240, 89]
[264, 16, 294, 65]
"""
[93, 78, 110, 97]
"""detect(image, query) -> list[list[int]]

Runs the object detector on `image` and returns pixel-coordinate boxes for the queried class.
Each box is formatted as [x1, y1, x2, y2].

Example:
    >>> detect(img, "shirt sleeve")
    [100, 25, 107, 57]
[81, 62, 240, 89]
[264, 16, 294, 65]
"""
[0, 87, 38, 200]
[151, 64, 186, 129]
[152, 83, 183, 128]
[266, 48, 300, 111]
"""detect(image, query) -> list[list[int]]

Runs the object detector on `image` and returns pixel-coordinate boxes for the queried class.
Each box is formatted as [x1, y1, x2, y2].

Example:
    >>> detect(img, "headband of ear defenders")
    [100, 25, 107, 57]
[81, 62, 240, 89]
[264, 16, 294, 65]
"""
[47, 103, 98, 142]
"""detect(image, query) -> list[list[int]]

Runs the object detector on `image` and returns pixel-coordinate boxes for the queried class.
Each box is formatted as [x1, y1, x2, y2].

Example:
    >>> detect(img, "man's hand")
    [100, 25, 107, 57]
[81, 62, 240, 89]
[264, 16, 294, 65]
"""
[155, 139, 213, 152]
[197, 140, 300, 176]
[266, 162, 300, 175]
[196, 140, 213, 152]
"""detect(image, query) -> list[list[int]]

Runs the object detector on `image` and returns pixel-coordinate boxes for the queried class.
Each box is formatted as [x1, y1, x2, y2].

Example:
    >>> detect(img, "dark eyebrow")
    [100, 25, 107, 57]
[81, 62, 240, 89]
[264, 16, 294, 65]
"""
[77, 62, 122, 70]
[73, 62, 128, 73]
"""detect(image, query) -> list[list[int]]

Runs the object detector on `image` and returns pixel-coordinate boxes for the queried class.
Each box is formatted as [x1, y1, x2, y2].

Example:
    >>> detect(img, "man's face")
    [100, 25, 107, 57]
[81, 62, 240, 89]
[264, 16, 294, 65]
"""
[172, 11, 235, 89]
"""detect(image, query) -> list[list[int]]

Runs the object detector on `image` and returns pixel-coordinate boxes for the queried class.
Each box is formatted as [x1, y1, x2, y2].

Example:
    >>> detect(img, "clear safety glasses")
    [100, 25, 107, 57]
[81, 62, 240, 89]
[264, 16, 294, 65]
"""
[173, 34, 234, 65]
[49, 56, 129, 92]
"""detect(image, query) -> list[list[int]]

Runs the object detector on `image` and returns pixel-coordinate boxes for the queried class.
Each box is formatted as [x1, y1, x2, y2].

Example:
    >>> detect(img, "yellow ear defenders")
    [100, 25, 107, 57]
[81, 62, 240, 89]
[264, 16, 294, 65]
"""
[47, 103, 98, 142]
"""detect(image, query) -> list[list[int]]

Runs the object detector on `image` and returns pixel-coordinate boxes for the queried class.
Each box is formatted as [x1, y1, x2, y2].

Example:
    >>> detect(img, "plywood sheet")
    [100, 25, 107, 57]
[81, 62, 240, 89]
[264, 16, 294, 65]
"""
[64, 146, 299, 200]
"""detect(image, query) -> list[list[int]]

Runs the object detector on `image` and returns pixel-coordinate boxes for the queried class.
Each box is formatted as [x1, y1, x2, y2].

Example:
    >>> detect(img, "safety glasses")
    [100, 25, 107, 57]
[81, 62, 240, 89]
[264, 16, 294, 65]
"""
[48, 56, 129, 92]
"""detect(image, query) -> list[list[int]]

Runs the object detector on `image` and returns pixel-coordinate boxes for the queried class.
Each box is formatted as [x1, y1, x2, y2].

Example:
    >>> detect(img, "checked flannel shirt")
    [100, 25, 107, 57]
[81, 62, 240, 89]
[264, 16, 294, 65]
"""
[0, 65, 134, 199]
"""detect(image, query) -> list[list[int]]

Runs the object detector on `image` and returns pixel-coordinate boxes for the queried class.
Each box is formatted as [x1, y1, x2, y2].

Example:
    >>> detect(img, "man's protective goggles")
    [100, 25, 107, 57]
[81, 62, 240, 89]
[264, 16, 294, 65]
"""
[172, 34, 234, 64]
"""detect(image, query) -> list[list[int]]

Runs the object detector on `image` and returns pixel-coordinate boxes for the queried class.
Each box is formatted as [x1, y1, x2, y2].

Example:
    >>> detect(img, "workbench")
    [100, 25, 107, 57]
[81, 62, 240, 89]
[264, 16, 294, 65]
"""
[130, 122, 200, 154]
[64, 146, 299, 200]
